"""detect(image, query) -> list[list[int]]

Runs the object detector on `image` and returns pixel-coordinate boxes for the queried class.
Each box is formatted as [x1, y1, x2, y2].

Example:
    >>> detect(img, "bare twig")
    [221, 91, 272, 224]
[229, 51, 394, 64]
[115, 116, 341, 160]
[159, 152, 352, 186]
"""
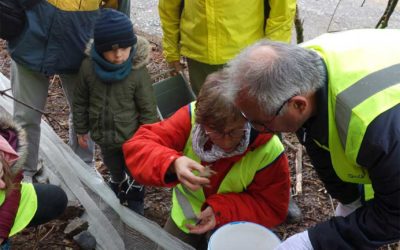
[34, 226, 40, 250]
[361, 0, 367, 7]
[0, 87, 63, 130]
[295, 144, 303, 195]
[283, 139, 297, 151]
[294, 5, 304, 44]
[50, 74, 59, 86]
[38, 241, 76, 247]
[327, 0, 343, 32]
[304, 162, 314, 168]
[376, 0, 398, 28]
[39, 224, 56, 241]
[0, 88, 47, 115]
[329, 195, 336, 216]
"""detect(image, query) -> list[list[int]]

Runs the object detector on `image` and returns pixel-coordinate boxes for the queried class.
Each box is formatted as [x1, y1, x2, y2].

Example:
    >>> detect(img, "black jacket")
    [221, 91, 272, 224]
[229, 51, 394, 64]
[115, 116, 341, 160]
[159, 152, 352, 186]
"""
[297, 82, 400, 249]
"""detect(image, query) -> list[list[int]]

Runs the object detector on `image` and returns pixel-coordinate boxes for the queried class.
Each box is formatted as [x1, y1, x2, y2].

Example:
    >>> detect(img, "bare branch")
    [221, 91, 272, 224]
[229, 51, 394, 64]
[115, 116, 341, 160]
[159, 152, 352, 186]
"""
[295, 5, 304, 44]
[327, 0, 343, 32]
[376, 0, 398, 29]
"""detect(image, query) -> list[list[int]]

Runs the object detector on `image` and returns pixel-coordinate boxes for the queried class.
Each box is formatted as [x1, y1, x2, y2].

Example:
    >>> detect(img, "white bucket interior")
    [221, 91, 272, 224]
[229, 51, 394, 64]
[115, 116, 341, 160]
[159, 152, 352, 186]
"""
[208, 221, 281, 250]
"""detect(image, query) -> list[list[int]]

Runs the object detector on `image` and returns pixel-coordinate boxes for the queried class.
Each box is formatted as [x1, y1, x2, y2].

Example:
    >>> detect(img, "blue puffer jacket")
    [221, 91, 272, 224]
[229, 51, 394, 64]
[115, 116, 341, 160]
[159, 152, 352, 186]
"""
[8, 0, 101, 76]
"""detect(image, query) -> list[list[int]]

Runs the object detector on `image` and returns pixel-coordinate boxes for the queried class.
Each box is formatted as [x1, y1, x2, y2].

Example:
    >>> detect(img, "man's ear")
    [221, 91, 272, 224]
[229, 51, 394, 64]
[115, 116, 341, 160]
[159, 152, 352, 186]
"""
[290, 96, 308, 113]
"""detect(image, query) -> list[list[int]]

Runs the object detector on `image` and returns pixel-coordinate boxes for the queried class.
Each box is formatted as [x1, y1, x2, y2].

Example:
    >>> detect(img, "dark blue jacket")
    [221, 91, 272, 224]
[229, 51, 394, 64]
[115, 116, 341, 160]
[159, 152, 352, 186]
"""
[297, 81, 400, 249]
[8, 0, 100, 75]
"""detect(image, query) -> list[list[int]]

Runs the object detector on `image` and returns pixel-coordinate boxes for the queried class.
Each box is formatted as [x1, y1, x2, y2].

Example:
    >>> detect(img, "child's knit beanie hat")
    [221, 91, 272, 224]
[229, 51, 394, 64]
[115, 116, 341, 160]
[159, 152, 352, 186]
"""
[94, 8, 137, 53]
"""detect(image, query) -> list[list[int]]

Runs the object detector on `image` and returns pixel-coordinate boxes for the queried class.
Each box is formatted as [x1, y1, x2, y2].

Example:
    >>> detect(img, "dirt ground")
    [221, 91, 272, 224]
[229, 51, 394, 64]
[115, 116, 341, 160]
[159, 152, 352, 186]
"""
[0, 36, 397, 250]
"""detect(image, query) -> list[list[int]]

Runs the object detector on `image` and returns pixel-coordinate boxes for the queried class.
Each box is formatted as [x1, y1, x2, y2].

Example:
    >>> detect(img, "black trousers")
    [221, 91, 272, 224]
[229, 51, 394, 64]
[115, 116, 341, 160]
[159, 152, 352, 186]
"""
[27, 184, 68, 226]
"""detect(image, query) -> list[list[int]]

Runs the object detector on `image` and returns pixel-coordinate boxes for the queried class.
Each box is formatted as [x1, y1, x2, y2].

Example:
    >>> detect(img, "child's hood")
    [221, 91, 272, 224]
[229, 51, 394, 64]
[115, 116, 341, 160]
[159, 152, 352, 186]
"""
[85, 36, 151, 69]
[0, 110, 28, 174]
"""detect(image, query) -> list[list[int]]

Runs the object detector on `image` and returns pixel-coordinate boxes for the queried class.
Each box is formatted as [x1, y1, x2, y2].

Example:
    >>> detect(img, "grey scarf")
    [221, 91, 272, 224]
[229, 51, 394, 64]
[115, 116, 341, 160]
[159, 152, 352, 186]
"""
[191, 123, 251, 163]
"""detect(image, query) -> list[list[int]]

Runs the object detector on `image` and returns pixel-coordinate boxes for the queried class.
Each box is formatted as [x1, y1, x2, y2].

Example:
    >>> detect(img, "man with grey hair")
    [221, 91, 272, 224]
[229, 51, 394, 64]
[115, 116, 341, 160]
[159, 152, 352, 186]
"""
[224, 29, 400, 249]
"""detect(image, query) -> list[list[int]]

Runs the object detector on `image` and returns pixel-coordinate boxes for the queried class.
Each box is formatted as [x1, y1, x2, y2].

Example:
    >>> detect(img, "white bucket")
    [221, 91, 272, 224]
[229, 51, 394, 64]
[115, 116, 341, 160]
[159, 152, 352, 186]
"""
[208, 221, 281, 250]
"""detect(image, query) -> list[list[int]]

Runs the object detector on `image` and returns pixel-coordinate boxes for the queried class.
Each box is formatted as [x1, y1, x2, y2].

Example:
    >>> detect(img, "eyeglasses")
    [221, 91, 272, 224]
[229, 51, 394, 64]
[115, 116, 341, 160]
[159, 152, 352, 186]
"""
[205, 128, 247, 140]
[241, 96, 293, 133]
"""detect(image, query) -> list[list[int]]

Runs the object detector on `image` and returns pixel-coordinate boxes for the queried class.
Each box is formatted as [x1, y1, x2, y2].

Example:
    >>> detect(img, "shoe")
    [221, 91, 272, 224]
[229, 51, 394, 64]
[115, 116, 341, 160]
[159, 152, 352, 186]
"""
[127, 200, 144, 215]
[35, 173, 49, 184]
[123, 178, 145, 215]
[22, 175, 33, 183]
[108, 180, 120, 196]
[107, 179, 127, 205]
[36, 159, 44, 175]
[286, 196, 302, 223]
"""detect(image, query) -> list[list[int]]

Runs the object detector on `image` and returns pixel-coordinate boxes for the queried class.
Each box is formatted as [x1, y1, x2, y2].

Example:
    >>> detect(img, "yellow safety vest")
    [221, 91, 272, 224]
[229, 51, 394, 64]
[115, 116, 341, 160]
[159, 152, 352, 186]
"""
[171, 102, 284, 232]
[303, 29, 400, 199]
[0, 183, 37, 237]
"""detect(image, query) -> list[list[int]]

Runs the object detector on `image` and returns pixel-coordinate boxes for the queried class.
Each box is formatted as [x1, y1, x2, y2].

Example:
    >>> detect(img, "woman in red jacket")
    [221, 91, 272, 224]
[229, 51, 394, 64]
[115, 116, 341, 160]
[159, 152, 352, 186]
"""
[123, 70, 290, 249]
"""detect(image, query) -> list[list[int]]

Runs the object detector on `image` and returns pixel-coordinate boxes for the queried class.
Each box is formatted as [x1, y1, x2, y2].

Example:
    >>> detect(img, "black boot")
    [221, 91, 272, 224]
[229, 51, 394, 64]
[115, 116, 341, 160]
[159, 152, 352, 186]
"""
[107, 179, 130, 206]
[108, 180, 120, 196]
[120, 178, 145, 215]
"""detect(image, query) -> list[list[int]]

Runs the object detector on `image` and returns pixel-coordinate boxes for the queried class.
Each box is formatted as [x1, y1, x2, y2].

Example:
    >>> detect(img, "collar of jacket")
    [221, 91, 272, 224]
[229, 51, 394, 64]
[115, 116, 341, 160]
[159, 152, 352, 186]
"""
[0, 108, 28, 175]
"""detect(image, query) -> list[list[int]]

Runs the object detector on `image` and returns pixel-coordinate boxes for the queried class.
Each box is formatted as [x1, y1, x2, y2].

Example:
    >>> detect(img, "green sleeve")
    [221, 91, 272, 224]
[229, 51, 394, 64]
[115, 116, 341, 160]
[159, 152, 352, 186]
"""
[134, 67, 159, 125]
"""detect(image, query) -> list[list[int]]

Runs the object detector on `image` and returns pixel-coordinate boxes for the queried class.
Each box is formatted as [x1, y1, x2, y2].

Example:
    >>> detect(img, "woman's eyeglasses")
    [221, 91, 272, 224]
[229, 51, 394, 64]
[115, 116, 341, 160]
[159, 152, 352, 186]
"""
[205, 128, 247, 139]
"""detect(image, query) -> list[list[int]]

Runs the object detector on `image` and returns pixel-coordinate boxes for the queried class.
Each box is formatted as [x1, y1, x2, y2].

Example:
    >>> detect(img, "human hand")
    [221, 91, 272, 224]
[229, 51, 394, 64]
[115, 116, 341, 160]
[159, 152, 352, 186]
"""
[186, 206, 216, 234]
[173, 156, 210, 191]
[77, 134, 89, 149]
[274, 231, 313, 250]
[168, 60, 183, 76]
[335, 197, 362, 217]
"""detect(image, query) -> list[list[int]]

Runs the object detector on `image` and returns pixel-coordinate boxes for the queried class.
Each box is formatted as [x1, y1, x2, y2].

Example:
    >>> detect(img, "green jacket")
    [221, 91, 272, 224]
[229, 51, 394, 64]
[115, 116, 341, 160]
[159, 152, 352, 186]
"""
[73, 36, 159, 149]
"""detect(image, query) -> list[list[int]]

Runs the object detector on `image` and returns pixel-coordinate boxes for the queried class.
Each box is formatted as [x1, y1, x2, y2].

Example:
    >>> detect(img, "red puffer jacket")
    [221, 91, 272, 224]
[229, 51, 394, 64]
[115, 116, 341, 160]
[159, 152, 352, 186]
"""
[123, 104, 290, 228]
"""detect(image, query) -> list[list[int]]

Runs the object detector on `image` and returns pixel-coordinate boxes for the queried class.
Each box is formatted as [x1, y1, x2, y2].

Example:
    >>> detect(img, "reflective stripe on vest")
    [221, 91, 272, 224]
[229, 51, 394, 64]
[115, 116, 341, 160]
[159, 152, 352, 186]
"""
[336, 64, 400, 151]
[171, 102, 284, 232]
[303, 29, 400, 185]
[0, 183, 38, 236]
[174, 185, 199, 223]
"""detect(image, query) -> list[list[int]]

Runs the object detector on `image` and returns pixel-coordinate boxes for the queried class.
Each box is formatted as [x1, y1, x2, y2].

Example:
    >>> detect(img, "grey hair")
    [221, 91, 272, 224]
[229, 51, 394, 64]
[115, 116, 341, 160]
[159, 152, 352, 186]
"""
[225, 39, 326, 115]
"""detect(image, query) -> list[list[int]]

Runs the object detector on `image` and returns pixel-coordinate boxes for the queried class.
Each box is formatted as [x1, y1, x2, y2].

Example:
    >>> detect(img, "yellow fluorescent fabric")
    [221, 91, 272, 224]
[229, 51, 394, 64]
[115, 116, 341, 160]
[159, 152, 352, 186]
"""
[6, 183, 38, 237]
[47, 0, 101, 11]
[303, 29, 400, 184]
[159, 0, 296, 64]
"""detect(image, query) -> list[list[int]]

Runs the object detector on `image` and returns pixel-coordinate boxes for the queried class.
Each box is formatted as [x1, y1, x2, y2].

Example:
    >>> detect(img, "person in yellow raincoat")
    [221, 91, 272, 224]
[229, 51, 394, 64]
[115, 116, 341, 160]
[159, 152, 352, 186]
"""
[159, 0, 296, 94]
